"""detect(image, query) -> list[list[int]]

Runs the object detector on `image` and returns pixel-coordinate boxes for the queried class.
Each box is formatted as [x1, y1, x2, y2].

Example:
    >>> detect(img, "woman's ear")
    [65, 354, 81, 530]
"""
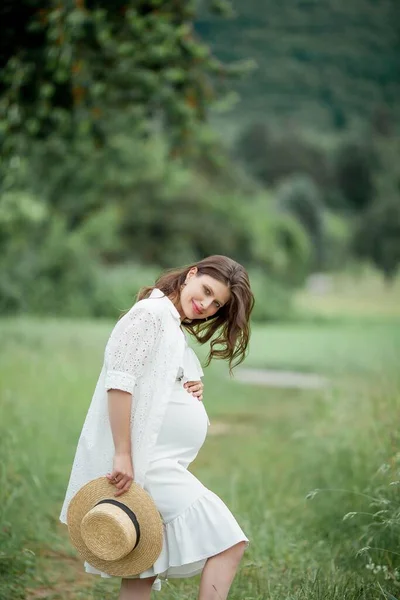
[187, 267, 198, 279]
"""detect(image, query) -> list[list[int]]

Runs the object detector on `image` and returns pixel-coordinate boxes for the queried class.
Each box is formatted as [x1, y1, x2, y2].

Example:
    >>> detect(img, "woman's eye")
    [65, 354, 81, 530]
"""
[205, 287, 210, 295]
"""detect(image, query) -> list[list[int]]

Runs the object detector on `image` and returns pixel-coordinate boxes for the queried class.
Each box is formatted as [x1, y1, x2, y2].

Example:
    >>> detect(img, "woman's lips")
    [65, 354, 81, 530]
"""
[192, 300, 202, 315]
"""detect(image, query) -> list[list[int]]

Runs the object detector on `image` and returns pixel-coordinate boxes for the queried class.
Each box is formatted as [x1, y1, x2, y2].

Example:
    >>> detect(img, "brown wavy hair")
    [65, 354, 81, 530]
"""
[137, 255, 255, 373]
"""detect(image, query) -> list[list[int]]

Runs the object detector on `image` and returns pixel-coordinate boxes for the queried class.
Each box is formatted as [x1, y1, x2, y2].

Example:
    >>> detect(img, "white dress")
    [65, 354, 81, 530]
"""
[84, 340, 249, 591]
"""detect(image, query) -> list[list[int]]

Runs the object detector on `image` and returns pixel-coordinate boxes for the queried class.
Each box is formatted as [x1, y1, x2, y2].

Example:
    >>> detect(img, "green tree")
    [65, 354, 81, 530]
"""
[0, 0, 249, 156]
[235, 123, 330, 190]
[276, 174, 325, 270]
[353, 196, 400, 283]
[334, 139, 375, 212]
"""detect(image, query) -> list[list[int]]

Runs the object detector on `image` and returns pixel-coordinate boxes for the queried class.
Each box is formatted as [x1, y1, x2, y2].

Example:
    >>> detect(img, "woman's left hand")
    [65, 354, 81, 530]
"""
[184, 380, 204, 401]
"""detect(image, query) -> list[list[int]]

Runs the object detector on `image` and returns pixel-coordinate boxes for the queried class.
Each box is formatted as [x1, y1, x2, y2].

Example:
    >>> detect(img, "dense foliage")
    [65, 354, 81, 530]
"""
[1, 0, 251, 155]
[0, 131, 312, 318]
[235, 120, 400, 282]
[197, 0, 400, 129]
[1, 0, 399, 320]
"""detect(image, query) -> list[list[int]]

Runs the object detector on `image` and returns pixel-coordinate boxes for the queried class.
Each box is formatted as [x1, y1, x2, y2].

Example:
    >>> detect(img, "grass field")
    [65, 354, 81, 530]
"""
[1, 276, 400, 600]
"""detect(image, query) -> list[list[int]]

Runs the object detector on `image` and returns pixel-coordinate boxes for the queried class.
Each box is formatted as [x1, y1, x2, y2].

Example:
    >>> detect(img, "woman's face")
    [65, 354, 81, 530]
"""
[178, 268, 231, 322]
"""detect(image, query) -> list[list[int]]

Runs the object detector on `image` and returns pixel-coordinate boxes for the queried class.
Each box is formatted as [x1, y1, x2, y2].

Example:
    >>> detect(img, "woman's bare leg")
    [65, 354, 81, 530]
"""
[198, 541, 247, 600]
[118, 576, 157, 600]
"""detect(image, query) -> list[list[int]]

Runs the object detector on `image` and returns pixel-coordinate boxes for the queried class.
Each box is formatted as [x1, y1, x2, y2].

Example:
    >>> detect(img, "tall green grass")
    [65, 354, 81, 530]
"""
[1, 311, 400, 599]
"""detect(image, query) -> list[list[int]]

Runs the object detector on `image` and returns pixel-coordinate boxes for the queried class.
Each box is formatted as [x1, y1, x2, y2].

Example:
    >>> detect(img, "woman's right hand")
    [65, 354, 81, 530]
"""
[106, 453, 134, 497]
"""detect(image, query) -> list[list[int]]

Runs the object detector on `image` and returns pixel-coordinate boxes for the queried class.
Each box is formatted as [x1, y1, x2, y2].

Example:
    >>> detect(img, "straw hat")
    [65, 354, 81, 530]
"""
[66, 477, 163, 576]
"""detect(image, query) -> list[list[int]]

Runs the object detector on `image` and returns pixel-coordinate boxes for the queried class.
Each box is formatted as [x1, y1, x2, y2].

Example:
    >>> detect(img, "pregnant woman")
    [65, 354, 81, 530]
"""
[60, 254, 255, 599]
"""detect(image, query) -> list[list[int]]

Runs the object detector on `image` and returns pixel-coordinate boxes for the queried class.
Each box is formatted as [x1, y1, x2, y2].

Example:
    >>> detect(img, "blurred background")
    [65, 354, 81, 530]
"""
[1, 0, 399, 319]
[1, 2, 400, 599]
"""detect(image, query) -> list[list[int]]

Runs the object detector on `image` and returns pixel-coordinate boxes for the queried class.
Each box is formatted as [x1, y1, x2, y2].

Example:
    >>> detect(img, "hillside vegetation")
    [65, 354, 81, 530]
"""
[197, 0, 400, 129]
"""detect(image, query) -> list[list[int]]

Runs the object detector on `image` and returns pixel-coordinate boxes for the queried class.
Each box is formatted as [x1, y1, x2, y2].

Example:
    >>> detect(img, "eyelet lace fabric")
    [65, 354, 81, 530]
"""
[59, 292, 187, 524]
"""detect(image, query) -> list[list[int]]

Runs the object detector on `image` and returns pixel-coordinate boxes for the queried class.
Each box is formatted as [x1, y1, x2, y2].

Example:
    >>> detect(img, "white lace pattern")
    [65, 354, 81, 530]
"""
[59, 289, 200, 524]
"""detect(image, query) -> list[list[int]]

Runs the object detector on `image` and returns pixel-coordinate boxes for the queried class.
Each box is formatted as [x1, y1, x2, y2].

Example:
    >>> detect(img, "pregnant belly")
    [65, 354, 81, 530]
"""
[153, 398, 209, 467]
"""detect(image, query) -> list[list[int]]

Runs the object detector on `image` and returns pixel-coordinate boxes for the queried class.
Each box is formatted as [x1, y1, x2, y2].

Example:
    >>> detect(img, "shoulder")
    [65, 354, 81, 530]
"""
[129, 297, 173, 326]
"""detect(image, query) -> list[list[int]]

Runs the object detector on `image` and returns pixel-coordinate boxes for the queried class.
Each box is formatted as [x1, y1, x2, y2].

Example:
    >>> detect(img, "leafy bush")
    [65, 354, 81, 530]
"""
[275, 174, 325, 270]
[350, 136, 400, 281]
[334, 138, 376, 212]
[235, 122, 331, 190]
[0, 184, 305, 320]
[248, 269, 294, 321]
[0, 190, 48, 313]
[0, 191, 100, 316]
[237, 192, 312, 287]
[323, 211, 352, 271]
[353, 196, 400, 283]
[90, 263, 161, 318]
[273, 214, 313, 286]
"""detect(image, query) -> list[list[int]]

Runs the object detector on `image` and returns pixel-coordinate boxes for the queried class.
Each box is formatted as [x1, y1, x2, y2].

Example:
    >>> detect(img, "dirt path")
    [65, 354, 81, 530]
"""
[234, 367, 329, 390]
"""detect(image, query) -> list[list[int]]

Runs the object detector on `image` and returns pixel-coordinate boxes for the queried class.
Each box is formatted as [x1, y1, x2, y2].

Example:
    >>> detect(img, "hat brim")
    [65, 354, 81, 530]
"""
[67, 477, 163, 577]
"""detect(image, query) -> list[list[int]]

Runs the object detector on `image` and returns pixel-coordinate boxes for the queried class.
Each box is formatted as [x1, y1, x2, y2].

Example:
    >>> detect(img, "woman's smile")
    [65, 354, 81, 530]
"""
[192, 300, 203, 315]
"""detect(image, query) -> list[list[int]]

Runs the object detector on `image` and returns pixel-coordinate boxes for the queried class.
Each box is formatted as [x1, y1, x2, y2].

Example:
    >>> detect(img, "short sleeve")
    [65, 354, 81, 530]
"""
[104, 307, 158, 394]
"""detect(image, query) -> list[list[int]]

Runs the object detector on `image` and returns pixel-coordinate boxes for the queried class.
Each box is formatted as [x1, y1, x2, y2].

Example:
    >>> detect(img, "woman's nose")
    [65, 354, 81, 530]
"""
[201, 299, 213, 311]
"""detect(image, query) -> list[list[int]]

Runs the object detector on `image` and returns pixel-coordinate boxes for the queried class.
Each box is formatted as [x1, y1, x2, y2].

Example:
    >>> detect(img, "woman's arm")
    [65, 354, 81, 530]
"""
[108, 389, 132, 454]
[106, 389, 134, 497]
[104, 307, 159, 496]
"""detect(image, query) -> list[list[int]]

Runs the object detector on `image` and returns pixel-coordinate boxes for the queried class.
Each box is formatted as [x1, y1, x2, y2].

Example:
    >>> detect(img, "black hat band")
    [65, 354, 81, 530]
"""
[94, 499, 141, 550]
